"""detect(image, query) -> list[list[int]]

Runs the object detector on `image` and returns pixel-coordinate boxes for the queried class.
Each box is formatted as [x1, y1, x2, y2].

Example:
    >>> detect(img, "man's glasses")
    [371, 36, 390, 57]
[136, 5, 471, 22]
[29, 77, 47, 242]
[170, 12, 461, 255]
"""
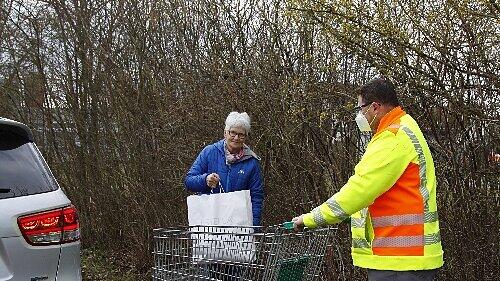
[228, 130, 247, 139]
[353, 102, 372, 112]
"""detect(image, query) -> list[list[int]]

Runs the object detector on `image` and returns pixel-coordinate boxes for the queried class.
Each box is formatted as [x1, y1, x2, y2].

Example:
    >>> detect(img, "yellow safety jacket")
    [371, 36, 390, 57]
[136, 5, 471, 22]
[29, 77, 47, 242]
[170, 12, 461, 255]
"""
[303, 106, 444, 271]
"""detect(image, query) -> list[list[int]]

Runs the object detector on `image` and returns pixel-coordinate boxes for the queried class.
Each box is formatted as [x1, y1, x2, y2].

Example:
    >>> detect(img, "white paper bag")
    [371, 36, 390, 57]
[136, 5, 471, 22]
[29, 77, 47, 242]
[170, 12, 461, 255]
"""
[187, 190, 255, 263]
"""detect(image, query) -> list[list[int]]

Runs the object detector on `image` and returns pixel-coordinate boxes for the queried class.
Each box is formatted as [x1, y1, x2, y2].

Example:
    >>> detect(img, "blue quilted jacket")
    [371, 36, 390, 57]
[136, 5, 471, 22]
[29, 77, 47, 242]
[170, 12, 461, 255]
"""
[184, 139, 264, 226]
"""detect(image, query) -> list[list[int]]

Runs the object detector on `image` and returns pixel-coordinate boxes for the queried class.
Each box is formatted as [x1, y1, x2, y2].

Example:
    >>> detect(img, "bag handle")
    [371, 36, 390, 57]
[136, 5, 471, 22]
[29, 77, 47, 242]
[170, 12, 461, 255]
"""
[210, 181, 225, 194]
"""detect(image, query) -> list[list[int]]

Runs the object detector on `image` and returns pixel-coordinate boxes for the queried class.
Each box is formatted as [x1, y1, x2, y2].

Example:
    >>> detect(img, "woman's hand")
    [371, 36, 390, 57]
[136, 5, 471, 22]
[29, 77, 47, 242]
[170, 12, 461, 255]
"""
[206, 173, 220, 188]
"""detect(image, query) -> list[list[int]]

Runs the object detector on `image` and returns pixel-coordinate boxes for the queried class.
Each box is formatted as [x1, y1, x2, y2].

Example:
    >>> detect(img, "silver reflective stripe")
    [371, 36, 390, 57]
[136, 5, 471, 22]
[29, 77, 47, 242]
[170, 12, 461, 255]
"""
[351, 218, 365, 228]
[424, 232, 441, 245]
[401, 127, 429, 213]
[312, 207, 328, 226]
[352, 238, 370, 248]
[372, 232, 441, 248]
[372, 214, 423, 227]
[352, 208, 368, 228]
[373, 235, 424, 247]
[325, 198, 349, 221]
[424, 211, 439, 223]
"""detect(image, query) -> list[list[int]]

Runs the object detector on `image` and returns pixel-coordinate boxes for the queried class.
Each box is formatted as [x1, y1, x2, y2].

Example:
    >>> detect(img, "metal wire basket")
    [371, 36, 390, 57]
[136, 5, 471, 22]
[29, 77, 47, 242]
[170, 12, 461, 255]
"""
[152, 224, 339, 281]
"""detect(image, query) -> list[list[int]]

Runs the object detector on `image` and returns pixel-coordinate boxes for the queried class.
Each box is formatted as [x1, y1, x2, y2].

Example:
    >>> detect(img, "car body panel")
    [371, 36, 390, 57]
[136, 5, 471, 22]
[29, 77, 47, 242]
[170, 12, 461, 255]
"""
[56, 242, 82, 281]
[0, 236, 60, 281]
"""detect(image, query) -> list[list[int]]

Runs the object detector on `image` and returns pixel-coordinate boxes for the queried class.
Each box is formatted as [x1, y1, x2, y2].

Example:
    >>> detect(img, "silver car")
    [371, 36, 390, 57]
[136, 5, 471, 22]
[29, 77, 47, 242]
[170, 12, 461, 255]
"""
[0, 118, 81, 281]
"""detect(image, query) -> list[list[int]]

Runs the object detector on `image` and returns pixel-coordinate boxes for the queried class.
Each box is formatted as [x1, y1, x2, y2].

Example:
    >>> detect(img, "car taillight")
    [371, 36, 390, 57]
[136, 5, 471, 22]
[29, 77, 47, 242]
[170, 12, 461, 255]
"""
[17, 205, 80, 245]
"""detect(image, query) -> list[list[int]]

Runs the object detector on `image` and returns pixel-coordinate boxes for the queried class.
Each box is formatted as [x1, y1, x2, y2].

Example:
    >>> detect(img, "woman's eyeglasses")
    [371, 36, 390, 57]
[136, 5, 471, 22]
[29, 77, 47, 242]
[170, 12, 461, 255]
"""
[228, 130, 247, 139]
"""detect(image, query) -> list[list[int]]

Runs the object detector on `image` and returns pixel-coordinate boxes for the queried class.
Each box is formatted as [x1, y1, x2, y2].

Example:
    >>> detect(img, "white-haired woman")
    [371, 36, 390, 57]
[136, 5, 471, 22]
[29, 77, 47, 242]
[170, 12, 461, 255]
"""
[184, 111, 264, 226]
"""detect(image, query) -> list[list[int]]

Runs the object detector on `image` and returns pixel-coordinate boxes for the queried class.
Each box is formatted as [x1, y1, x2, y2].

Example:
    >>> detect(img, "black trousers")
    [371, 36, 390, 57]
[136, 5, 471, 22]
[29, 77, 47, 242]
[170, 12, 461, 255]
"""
[367, 269, 439, 281]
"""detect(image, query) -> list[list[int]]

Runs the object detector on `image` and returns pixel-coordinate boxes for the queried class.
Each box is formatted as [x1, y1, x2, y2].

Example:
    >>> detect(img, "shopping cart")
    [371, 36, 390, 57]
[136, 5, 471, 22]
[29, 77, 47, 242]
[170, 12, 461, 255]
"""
[152, 223, 339, 281]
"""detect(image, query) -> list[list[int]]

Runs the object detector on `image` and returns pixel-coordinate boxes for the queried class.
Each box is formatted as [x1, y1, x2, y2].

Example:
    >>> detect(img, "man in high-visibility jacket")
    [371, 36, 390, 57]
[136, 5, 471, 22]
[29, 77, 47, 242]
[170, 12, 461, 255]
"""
[293, 77, 444, 281]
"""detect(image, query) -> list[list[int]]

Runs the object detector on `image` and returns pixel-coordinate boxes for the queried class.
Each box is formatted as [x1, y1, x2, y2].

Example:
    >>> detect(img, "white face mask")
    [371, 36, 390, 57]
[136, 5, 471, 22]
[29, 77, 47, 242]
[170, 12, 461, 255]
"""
[355, 104, 377, 132]
[355, 111, 372, 132]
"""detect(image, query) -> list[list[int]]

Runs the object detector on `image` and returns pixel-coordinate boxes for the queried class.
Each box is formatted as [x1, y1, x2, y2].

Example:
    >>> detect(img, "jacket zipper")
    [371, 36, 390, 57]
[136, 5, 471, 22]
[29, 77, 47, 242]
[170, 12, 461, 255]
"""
[226, 164, 231, 192]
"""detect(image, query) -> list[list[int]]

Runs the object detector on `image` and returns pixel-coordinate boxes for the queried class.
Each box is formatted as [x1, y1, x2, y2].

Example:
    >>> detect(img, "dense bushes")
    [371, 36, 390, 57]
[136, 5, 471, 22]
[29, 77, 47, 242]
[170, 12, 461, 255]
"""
[0, 0, 498, 279]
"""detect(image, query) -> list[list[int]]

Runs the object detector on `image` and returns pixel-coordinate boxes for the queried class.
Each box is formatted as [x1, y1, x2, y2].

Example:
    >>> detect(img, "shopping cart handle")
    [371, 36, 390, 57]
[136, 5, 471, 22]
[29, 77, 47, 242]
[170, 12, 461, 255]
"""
[283, 221, 295, 230]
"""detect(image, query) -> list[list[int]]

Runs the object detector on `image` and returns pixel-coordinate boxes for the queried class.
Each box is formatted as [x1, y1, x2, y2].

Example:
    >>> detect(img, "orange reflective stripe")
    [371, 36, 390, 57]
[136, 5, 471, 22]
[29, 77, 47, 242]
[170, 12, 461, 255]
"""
[373, 246, 424, 256]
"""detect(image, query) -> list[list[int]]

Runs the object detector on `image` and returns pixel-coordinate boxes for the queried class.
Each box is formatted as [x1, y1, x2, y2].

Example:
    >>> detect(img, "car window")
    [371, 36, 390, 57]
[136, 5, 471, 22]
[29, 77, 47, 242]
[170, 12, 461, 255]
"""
[0, 129, 58, 200]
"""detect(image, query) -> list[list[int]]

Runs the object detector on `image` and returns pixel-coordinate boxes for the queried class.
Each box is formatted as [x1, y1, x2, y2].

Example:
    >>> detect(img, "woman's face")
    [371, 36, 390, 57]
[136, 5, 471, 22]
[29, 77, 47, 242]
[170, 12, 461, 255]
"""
[224, 126, 247, 153]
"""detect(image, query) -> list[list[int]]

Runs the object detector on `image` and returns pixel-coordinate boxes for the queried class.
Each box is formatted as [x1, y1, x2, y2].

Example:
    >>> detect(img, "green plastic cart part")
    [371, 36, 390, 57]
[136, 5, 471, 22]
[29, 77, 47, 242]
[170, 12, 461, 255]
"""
[282, 221, 294, 230]
[276, 256, 311, 281]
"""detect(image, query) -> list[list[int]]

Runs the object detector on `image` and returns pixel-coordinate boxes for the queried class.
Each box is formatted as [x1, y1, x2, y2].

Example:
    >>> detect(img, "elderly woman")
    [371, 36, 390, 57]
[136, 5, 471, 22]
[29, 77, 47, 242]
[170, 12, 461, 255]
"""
[184, 111, 264, 226]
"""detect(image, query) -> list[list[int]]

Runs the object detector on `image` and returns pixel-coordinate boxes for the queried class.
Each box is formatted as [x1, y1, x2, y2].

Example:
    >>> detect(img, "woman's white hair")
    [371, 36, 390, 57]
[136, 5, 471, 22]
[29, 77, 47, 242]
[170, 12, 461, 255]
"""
[225, 111, 251, 134]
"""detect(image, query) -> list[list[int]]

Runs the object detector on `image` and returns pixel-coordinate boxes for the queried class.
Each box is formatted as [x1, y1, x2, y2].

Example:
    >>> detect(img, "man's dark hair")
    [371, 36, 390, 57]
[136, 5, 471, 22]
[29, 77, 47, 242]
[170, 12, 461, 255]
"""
[357, 76, 400, 107]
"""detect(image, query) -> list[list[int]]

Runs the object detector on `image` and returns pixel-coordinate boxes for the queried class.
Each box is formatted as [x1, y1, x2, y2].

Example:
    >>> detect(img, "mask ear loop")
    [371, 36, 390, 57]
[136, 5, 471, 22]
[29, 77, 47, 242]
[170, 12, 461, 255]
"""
[367, 103, 380, 127]
[366, 103, 379, 129]
[369, 113, 378, 128]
